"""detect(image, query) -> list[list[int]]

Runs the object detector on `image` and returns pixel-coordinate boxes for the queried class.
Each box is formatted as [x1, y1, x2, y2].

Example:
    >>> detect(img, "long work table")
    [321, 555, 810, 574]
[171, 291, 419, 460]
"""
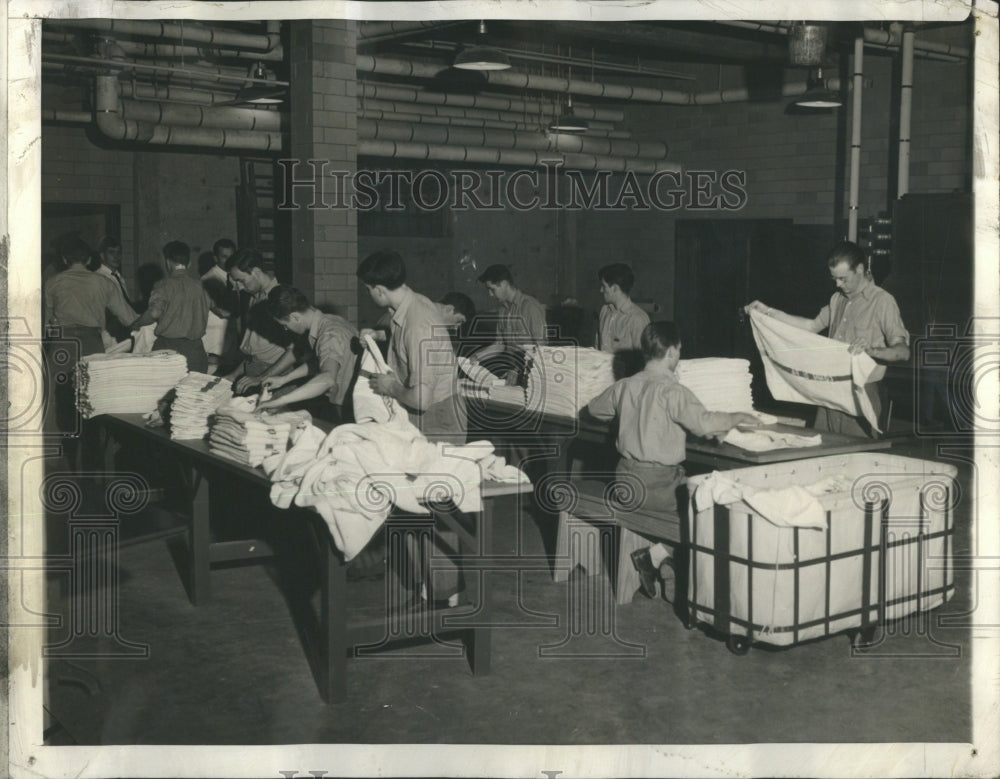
[96, 412, 530, 703]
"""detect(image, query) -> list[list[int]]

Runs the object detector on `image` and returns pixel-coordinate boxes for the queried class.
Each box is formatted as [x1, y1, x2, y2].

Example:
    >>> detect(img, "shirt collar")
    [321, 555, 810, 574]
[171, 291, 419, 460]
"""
[505, 288, 525, 309]
[614, 297, 638, 314]
[254, 277, 279, 303]
[847, 277, 875, 301]
[390, 287, 416, 328]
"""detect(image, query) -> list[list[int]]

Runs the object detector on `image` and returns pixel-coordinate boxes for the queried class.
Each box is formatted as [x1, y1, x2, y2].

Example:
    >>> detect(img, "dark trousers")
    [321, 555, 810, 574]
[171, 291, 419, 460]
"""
[153, 336, 208, 374]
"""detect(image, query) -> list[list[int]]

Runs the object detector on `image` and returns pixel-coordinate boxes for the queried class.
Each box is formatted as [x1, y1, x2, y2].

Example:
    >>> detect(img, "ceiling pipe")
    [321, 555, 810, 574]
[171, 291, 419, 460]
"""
[715, 21, 968, 61]
[357, 54, 843, 105]
[359, 20, 466, 44]
[94, 74, 282, 151]
[360, 97, 620, 130]
[358, 118, 668, 159]
[119, 81, 241, 107]
[358, 139, 680, 174]
[96, 38, 285, 63]
[360, 82, 625, 121]
[42, 109, 91, 123]
[120, 97, 284, 132]
[359, 109, 634, 138]
[48, 19, 282, 56]
[43, 53, 286, 88]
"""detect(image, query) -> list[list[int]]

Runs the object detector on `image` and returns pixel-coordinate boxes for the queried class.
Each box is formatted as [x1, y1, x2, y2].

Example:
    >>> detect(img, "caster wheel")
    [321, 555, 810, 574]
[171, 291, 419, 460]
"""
[726, 635, 751, 655]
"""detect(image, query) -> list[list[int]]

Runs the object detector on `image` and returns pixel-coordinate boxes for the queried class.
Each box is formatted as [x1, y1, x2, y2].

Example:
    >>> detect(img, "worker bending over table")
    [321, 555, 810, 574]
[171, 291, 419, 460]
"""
[587, 321, 760, 601]
[358, 249, 467, 607]
[470, 263, 547, 384]
[259, 285, 358, 425]
[745, 240, 909, 438]
[596, 263, 650, 353]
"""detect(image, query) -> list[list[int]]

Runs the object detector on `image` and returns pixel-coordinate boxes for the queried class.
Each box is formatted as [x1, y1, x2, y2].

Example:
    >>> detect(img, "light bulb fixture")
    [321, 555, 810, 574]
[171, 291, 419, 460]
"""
[453, 20, 511, 71]
[235, 61, 285, 105]
[793, 67, 843, 109]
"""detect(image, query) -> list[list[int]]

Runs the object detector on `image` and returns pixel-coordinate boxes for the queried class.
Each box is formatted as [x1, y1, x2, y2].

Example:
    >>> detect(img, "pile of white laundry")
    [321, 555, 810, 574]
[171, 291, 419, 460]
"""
[169, 373, 233, 440]
[525, 345, 615, 417]
[207, 396, 311, 467]
[76, 350, 189, 419]
[676, 357, 755, 412]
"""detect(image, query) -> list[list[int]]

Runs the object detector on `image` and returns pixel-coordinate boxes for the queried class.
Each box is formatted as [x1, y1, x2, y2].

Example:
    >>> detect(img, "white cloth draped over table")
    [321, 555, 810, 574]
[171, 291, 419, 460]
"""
[260, 346, 527, 560]
[749, 309, 881, 433]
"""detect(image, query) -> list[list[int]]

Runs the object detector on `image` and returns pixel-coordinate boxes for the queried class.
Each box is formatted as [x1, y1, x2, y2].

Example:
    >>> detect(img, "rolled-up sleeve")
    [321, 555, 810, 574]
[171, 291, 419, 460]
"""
[587, 382, 620, 420]
[666, 384, 734, 438]
[877, 293, 910, 346]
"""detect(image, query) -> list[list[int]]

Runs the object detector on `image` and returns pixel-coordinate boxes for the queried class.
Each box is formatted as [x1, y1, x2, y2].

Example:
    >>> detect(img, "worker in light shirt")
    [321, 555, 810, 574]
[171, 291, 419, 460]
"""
[596, 263, 650, 353]
[745, 240, 909, 438]
[588, 321, 759, 603]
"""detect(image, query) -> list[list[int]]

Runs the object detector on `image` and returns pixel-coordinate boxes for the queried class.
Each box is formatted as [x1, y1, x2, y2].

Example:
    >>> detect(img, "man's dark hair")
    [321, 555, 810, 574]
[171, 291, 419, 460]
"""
[228, 247, 275, 275]
[357, 250, 406, 289]
[827, 240, 867, 271]
[477, 264, 514, 286]
[598, 263, 635, 294]
[641, 321, 681, 362]
[57, 234, 92, 265]
[267, 284, 311, 320]
[213, 238, 236, 257]
[440, 291, 476, 338]
[97, 235, 121, 254]
[162, 241, 191, 265]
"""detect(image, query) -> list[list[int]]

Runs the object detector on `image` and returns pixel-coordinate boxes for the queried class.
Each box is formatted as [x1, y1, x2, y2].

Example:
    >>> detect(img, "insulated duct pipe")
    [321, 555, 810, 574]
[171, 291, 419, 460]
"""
[358, 139, 681, 174]
[98, 38, 284, 63]
[360, 82, 624, 122]
[49, 19, 282, 55]
[897, 28, 915, 198]
[359, 20, 464, 42]
[95, 75, 282, 150]
[715, 21, 968, 61]
[360, 97, 619, 130]
[42, 109, 91, 123]
[357, 55, 842, 105]
[848, 37, 864, 242]
[120, 81, 241, 107]
[120, 97, 284, 132]
[359, 109, 633, 138]
[358, 118, 667, 159]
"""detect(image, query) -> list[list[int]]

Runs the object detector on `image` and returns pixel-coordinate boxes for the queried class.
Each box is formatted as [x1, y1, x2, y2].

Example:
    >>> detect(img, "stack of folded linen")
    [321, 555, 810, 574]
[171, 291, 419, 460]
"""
[169, 373, 233, 440]
[457, 356, 506, 389]
[207, 396, 311, 468]
[76, 350, 189, 419]
[676, 357, 754, 412]
[525, 345, 615, 418]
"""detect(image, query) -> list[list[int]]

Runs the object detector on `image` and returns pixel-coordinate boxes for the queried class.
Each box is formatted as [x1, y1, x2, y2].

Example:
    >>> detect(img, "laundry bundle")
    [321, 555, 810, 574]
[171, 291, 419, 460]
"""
[207, 396, 311, 467]
[75, 350, 189, 419]
[168, 373, 233, 440]
[675, 357, 755, 413]
[524, 345, 615, 417]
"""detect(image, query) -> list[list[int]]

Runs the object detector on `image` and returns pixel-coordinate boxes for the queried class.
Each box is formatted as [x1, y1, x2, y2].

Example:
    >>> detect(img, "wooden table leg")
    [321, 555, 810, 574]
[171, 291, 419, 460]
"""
[189, 467, 212, 605]
[320, 529, 348, 703]
[468, 498, 493, 676]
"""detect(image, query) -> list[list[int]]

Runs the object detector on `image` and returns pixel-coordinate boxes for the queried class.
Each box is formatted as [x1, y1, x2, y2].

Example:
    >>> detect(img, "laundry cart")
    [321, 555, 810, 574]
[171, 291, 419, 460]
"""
[685, 453, 957, 654]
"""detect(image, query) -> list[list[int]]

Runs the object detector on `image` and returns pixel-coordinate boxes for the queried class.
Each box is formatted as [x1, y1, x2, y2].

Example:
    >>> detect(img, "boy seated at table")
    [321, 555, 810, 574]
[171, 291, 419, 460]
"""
[586, 321, 759, 601]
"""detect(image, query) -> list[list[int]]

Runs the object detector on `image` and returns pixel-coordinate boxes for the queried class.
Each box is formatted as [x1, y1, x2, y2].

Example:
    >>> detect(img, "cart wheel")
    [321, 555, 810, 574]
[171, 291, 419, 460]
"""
[726, 635, 751, 655]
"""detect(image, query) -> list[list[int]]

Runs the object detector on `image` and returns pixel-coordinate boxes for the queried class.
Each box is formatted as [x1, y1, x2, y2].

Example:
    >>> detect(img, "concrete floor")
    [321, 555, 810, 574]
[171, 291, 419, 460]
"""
[43, 435, 974, 746]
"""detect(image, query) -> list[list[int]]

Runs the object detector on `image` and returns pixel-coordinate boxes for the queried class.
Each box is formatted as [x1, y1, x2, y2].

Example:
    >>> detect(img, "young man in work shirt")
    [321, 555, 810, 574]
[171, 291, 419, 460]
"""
[471, 264, 547, 383]
[745, 240, 909, 438]
[357, 249, 467, 607]
[596, 263, 650, 353]
[588, 321, 759, 601]
[260, 285, 358, 424]
[222, 248, 295, 396]
[131, 241, 227, 373]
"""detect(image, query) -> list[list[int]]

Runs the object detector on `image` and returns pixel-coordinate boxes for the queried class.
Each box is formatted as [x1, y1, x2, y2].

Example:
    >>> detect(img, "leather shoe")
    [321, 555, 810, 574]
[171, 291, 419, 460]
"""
[659, 559, 676, 605]
[630, 547, 658, 599]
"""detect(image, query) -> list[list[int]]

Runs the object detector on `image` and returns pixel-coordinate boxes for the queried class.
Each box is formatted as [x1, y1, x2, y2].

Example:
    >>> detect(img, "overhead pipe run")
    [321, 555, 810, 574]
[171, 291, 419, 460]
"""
[360, 82, 624, 122]
[360, 97, 620, 131]
[359, 109, 634, 138]
[357, 55, 845, 106]
[120, 97, 283, 132]
[49, 19, 282, 56]
[97, 38, 284, 63]
[94, 75, 282, 151]
[42, 109, 91, 123]
[358, 119, 668, 160]
[358, 139, 681, 174]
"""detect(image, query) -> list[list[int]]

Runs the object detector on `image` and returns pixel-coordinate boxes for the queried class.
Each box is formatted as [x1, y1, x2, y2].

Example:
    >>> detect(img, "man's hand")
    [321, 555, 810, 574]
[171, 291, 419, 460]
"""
[257, 398, 284, 411]
[744, 301, 770, 315]
[360, 328, 386, 343]
[262, 375, 288, 391]
[731, 412, 763, 428]
[848, 338, 870, 355]
[369, 371, 401, 398]
[235, 375, 261, 394]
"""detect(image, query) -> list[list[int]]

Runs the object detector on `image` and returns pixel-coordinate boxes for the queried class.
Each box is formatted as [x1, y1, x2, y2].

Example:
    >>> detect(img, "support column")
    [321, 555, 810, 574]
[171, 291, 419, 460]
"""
[288, 21, 358, 320]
